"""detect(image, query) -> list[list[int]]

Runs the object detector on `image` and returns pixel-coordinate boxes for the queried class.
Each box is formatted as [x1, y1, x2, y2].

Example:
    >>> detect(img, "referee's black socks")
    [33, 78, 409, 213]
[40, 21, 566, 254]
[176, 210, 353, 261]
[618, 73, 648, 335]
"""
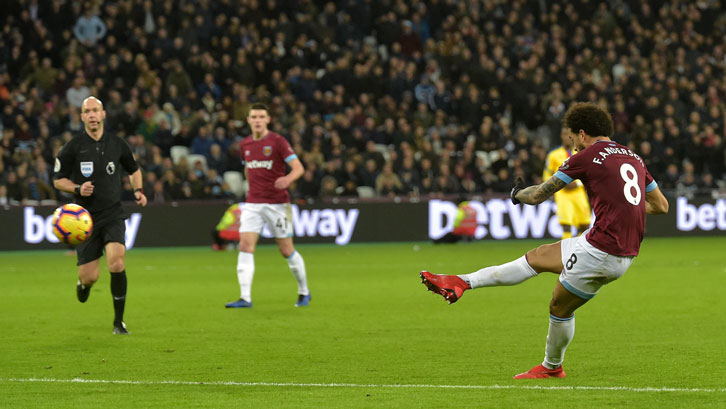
[110, 271, 127, 324]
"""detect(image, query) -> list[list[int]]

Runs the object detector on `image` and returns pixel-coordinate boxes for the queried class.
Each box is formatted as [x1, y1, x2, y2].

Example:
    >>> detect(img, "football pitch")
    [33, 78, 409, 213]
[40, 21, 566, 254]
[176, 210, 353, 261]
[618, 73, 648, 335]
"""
[1, 237, 724, 408]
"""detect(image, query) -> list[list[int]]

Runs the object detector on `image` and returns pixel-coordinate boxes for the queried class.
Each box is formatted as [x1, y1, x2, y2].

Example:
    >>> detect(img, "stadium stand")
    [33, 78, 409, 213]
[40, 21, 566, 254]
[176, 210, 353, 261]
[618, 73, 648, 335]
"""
[0, 0, 724, 205]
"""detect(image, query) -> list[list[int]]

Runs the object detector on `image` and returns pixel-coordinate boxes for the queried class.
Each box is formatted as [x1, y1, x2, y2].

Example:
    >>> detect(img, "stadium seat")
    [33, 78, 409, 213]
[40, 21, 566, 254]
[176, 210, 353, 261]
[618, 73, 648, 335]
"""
[170, 145, 190, 165]
[223, 171, 246, 197]
[475, 151, 491, 169]
[186, 154, 208, 172]
[374, 144, 391, 163]
[356, 186, 375, 198]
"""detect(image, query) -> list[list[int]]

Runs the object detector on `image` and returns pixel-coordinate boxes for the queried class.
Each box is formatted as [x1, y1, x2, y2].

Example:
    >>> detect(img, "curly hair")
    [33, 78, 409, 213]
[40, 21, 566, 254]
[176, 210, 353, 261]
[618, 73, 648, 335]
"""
[562, 102, 614, 137]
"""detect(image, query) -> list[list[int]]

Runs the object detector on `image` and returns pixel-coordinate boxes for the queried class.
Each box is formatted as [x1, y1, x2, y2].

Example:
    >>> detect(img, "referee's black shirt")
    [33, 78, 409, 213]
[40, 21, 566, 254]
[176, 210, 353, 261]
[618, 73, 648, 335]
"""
[53, 130, 139, 224]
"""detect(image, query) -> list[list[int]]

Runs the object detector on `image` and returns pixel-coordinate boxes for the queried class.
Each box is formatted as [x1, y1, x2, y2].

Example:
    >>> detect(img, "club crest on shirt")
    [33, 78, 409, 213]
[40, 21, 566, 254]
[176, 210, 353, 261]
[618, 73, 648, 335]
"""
[80, 161, 93, 177]
[560, 157, 570, 170]
[106, 161, 116, 175]
[263, 146, 272, 156]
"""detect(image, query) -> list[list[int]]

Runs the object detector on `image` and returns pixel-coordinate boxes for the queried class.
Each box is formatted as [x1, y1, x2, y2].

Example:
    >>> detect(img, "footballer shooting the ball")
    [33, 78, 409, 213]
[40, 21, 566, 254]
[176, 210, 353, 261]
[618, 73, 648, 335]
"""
[421, 102, 669, 379]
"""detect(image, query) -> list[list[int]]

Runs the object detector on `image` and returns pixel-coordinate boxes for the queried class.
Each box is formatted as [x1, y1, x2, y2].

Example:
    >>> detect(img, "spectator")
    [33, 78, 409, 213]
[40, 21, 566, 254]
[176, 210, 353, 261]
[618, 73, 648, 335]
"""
[150, 180, 170, 203]
[319, 175, 338, 198]
[375, 162, 403, 197]
[1, 0, 725, 203]
[73, 3, 107, 47]
[0, 184, 9, 206]
[65, 75, 91, 108]
[4, 171, 24, 202]
[191, 125, 214, 159]
[207, 144, 228, 175]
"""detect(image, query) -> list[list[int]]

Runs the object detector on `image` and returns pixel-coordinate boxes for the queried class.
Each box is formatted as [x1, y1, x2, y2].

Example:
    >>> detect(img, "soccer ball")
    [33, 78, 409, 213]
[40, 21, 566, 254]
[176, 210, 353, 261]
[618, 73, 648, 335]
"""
[52, 204, 93, 245]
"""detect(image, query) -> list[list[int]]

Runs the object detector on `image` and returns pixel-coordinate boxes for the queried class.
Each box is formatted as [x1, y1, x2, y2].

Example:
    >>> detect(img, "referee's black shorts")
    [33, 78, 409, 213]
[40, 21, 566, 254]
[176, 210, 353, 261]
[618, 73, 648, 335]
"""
[76, 218, 126, 266]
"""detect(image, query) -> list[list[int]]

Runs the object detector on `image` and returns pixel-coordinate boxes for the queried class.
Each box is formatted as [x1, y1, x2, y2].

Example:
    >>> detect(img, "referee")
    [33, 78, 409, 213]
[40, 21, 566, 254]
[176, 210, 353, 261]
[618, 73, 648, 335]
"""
[53, 96, 147, 335]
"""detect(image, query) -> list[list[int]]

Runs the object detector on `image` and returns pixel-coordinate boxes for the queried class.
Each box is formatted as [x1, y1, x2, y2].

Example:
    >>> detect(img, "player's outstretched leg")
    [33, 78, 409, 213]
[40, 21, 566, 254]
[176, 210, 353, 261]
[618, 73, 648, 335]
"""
[76, 280, 91, 303]
[421, 256, 539, 304]
[513, 364, 566, 379]
[420, 271, 471, 304]
[459, 255, 538, 288]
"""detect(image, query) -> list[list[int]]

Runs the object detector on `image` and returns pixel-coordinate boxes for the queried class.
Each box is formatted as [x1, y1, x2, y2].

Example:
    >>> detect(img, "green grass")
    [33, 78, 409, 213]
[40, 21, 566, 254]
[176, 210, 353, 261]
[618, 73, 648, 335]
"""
[1, 237, 725, 408]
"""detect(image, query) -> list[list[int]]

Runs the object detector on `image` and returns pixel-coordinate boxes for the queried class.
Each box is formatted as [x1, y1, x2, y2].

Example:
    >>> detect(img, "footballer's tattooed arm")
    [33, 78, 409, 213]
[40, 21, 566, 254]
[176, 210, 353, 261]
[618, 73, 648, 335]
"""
[515, 176, 568, 205]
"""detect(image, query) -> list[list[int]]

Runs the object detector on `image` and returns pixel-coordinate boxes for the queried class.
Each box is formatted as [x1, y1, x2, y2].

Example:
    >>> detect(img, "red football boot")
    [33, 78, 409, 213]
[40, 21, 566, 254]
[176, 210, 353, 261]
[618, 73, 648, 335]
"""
[513, 364, 566, 379]
[420, 271, 471, 304]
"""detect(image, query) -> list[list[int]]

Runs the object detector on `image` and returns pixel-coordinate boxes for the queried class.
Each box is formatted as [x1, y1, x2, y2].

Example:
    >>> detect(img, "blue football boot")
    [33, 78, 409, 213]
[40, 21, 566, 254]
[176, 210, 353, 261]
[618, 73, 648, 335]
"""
[225, 298, 253, 308]
[295, 293, 311, 307]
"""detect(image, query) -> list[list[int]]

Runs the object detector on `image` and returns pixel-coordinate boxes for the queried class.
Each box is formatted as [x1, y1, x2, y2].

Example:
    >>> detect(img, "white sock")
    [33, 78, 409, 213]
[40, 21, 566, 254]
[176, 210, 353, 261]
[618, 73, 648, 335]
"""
[287, 250, 309, 296]
[543, 314, 575, 369]
[459, 256, 538, 288]
[236, 251, 255, 301]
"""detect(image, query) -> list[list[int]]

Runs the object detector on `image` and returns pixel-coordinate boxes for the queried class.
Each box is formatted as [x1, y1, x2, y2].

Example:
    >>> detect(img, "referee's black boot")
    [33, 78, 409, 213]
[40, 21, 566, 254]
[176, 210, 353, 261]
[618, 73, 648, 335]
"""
[76, 280, 91, 303]
[113, 321, 129, 335]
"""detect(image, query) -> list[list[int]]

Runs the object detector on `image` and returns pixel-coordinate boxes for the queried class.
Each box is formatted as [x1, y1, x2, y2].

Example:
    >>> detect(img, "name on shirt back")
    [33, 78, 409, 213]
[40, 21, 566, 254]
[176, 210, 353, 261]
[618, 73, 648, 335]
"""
[592, 145, 643, 166]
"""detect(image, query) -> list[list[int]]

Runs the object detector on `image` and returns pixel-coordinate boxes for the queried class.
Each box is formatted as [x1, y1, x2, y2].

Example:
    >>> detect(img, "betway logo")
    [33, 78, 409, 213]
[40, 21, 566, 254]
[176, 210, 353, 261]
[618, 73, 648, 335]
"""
[259, 205, 359, 245]
[429, 199, 564, 240]
[246, 160, 273, 170]
[676, 197, 726, 231]
[23, 207, 142, 249]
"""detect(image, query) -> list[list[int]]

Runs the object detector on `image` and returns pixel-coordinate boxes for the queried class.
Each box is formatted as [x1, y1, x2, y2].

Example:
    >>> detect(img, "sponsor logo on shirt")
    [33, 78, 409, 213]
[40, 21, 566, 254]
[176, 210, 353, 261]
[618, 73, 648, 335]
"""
[246, 160, 274, 170]
[106, 161, 116, 175]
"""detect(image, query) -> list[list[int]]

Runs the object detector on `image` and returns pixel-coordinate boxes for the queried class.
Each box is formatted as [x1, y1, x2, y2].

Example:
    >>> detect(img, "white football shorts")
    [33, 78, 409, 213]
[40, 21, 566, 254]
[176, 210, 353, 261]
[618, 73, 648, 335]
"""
[559, 229, 634, 299]
[239, 203, 294, 238]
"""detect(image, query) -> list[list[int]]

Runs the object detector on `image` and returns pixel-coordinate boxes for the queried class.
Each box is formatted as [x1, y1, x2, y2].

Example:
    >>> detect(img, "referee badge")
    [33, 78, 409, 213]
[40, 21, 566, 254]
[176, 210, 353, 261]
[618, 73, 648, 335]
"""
[80, 161, 93, 177]
[263, 146, 272, 156]
[106, 161, 116, 175]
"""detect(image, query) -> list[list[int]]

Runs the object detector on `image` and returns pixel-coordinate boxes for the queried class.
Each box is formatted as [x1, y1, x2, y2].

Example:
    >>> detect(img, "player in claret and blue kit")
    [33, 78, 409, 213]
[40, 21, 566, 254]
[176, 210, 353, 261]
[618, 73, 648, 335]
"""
[420, 102, 670, 379]
[225, 103, 310, 309]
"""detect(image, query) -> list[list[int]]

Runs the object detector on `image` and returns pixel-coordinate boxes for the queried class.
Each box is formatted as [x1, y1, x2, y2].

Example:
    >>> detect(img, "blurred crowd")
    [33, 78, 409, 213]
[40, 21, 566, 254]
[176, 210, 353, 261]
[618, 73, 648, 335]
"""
[1, 0, 725, 207]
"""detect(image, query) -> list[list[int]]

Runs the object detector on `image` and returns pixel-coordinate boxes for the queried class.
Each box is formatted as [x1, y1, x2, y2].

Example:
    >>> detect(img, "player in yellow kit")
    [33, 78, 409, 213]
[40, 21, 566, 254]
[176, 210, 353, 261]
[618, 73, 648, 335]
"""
[544, 129, 591, 238]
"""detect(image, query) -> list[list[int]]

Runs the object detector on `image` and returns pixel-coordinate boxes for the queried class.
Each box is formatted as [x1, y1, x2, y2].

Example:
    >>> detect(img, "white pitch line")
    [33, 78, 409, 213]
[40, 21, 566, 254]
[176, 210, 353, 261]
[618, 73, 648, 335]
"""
[2, 378, 725, 394]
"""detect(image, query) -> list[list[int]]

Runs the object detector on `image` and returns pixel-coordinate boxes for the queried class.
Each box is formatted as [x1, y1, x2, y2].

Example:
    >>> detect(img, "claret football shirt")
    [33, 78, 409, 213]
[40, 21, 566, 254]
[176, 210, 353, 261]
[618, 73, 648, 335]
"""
[240, 131, 297, 204]
[555, 140, 658, 256]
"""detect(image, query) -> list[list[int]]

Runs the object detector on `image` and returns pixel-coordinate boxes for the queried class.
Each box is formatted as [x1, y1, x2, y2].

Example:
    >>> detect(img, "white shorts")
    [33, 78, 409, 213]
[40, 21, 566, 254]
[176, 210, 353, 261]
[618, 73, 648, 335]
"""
[239, 203, 294, 239]
[559, 230, 634, 299]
